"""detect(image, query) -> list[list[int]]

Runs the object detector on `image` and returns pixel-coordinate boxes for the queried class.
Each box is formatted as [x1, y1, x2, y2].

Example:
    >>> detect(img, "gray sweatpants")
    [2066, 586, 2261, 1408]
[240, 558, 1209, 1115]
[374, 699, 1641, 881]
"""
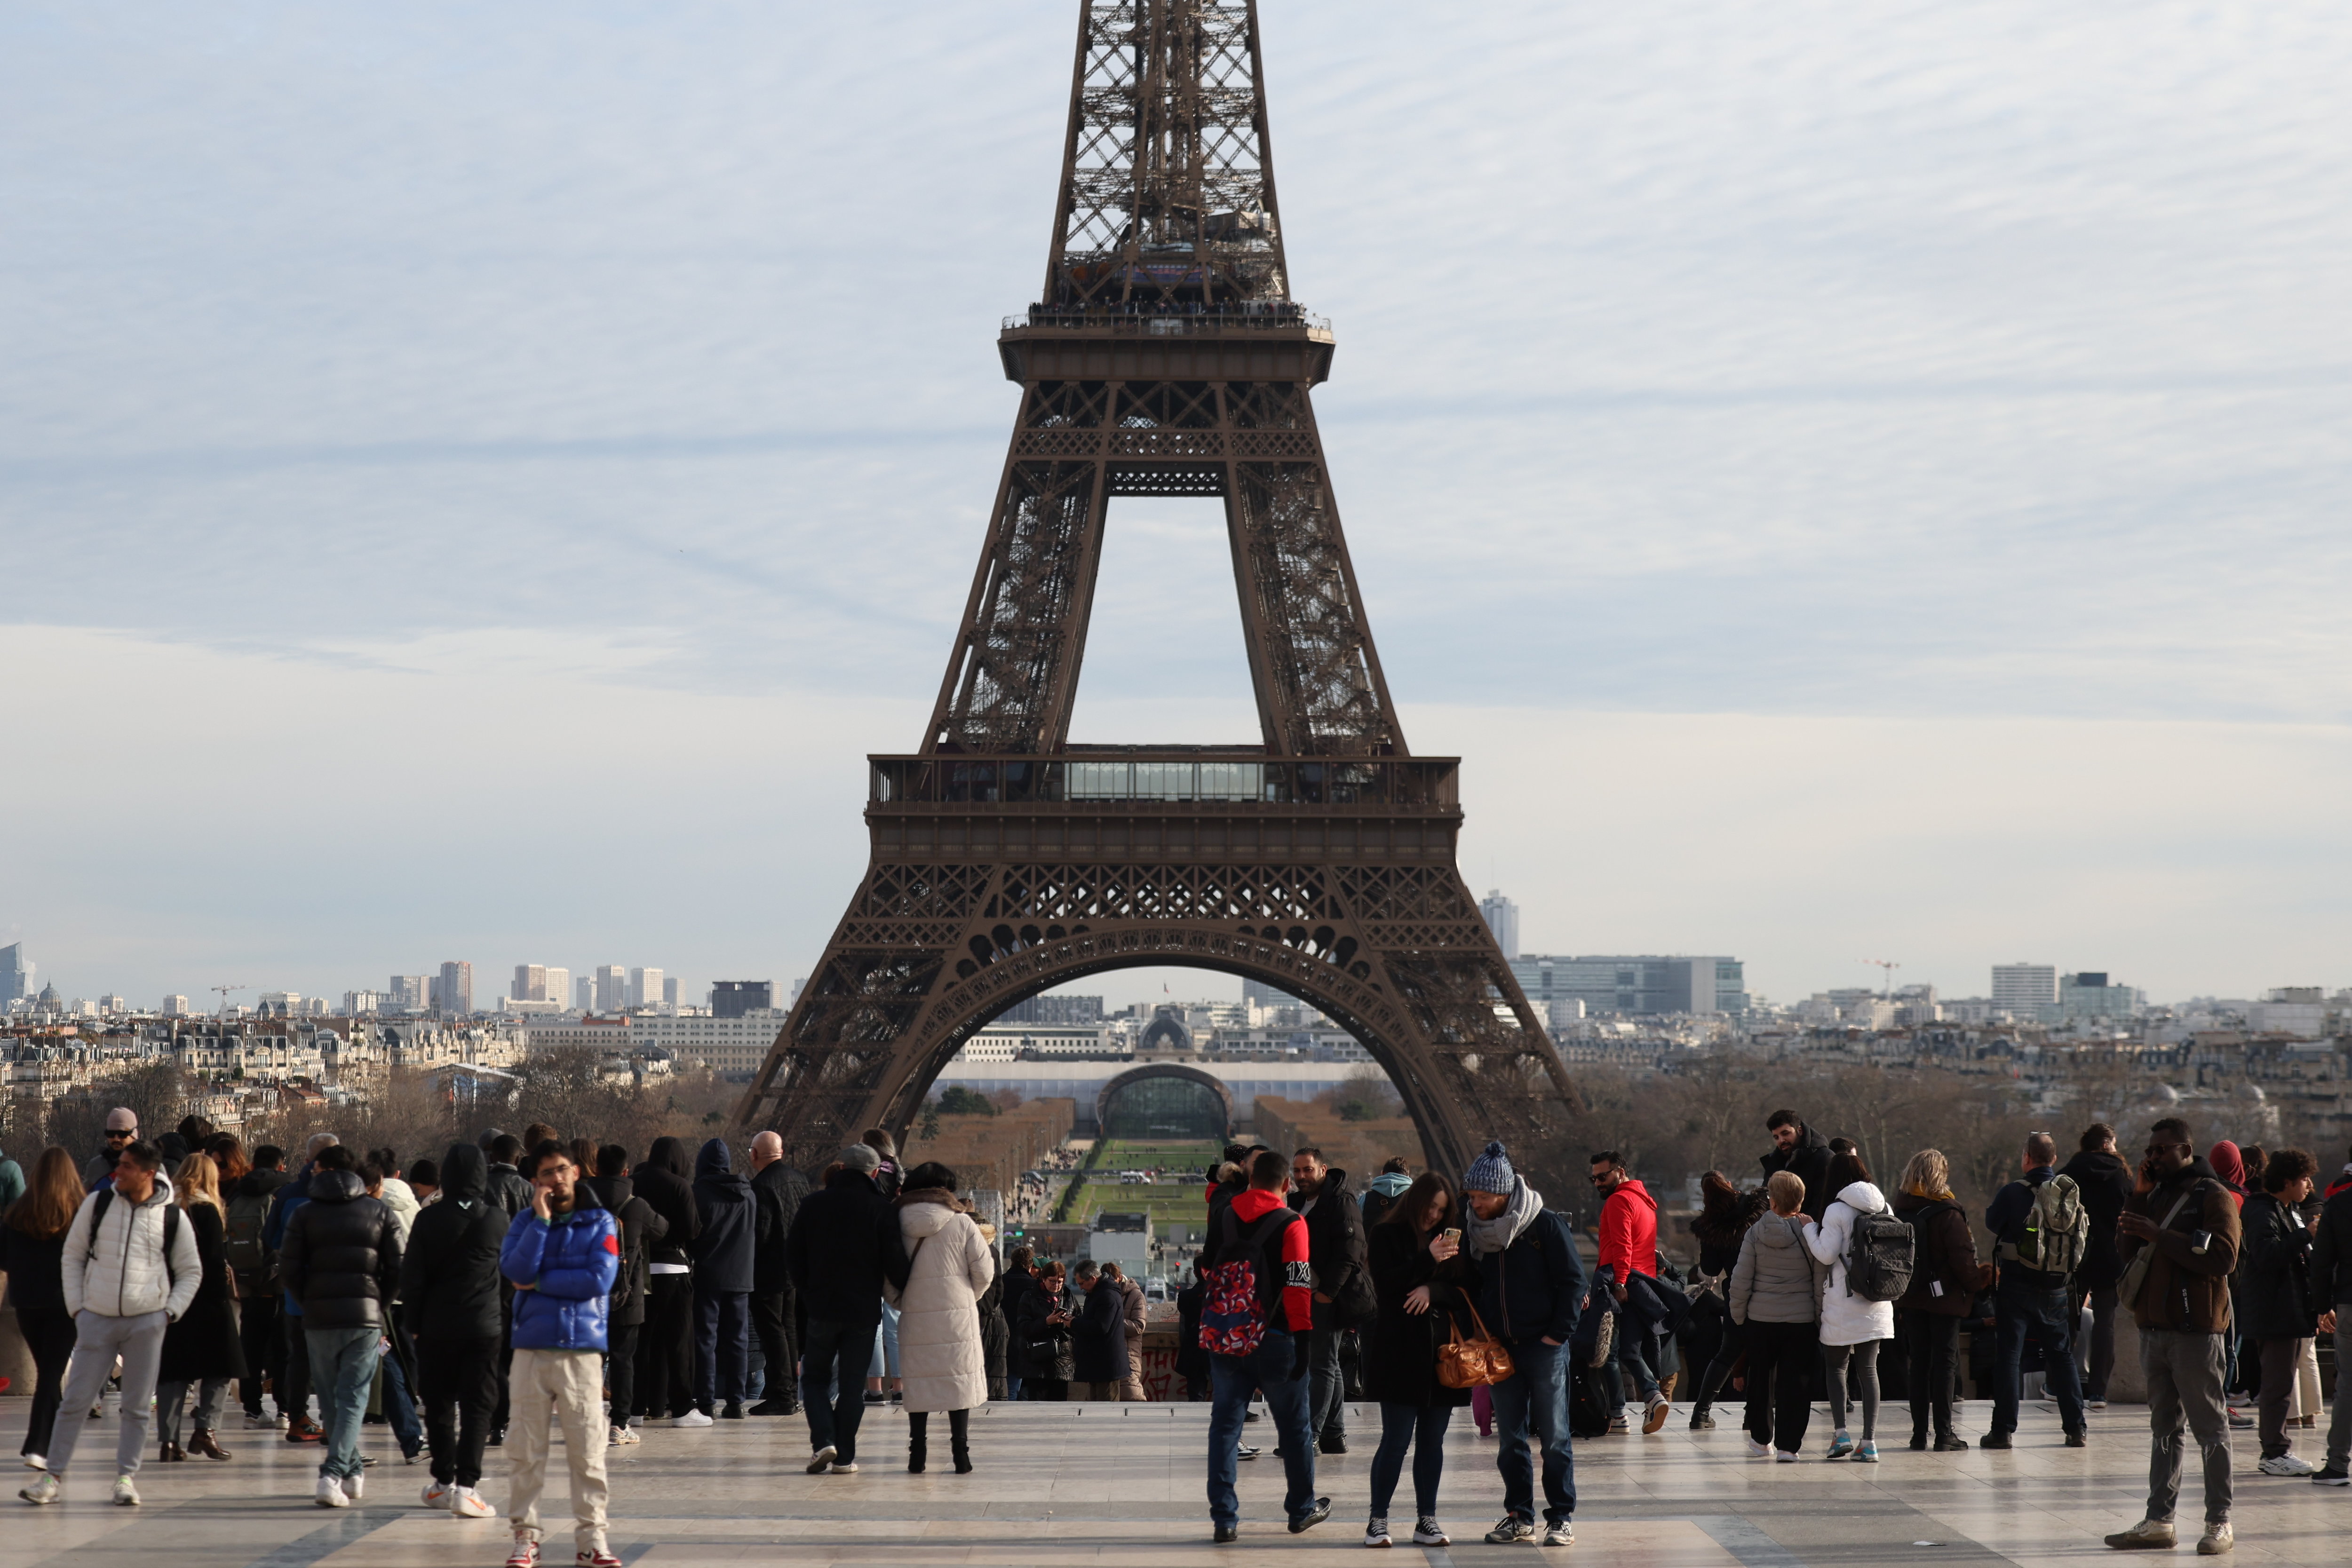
[47, 1309, 168, 1480]
[2142, 1328, 2231, 1526]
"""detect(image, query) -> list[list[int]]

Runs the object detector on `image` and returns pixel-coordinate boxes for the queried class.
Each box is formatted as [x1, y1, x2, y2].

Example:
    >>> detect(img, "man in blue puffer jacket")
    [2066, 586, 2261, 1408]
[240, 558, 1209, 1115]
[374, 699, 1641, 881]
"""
[498, 1140, 620, 1568]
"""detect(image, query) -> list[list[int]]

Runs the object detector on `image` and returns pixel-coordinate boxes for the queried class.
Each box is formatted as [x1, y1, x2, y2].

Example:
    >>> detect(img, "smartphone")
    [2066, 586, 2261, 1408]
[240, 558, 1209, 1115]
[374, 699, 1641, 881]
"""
[1440, 1227, 1463, 1246]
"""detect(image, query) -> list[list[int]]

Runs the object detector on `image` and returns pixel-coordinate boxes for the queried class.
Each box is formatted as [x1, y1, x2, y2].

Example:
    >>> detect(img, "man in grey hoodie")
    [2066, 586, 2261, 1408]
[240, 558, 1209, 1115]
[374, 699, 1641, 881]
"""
[21, 1140, 200, 1507]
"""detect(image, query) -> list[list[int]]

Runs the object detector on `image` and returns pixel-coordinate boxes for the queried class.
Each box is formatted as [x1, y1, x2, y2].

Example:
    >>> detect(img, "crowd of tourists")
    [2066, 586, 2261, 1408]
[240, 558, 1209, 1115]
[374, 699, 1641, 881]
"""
[6, 1104, 2351, 1557]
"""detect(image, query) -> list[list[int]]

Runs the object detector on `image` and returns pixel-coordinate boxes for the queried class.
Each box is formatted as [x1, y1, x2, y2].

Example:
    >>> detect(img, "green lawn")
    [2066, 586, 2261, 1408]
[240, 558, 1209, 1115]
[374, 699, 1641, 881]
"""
[1073, 1183, 1214, 1228]
[1067, 1140, 1224, 1229]
[1091, 1138, 1224, 1174]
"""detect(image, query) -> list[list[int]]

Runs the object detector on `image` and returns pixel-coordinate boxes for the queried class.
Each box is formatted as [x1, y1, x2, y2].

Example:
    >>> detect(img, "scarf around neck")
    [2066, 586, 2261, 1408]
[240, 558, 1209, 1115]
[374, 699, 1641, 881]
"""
[1467, 1175, 1543, 1258]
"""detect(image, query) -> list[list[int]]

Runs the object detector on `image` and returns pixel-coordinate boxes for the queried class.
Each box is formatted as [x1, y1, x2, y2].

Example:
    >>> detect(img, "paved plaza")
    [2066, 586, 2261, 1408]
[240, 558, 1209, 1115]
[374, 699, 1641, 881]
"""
[3, 1398, 2348, 1567]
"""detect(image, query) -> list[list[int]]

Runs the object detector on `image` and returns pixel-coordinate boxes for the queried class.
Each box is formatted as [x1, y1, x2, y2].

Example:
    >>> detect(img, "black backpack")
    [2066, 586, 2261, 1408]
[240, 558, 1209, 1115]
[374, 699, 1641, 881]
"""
[1844, 1202, 1915, 1303]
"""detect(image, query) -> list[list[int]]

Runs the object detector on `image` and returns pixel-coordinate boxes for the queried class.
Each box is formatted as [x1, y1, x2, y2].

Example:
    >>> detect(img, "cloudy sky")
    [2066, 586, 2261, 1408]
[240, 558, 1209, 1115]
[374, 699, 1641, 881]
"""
[6, 1, 2348, 1012]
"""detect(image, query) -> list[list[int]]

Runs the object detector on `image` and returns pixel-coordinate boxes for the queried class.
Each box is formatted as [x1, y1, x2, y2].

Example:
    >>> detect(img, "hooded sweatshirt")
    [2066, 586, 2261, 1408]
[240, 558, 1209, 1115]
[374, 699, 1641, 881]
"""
[1229, 1187, 1314, 1333]
[1804, 1179, 1896, 1345]
[689, 1138, 756, 1294]
[400, 1143, 511, 1341]
[1598, 1176, 1659, 1283]
[633, 1137, 701, 1269]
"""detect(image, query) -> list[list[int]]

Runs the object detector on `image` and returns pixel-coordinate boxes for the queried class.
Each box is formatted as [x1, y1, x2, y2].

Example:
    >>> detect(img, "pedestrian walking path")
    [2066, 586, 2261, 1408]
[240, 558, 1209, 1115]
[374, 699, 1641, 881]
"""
[2, 1399, 2344, 1567]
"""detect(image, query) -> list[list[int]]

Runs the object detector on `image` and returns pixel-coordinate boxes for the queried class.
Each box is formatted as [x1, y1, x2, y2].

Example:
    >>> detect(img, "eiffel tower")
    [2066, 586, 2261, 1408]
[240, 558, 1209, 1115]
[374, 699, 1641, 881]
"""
[736, 0, 1577, 1176]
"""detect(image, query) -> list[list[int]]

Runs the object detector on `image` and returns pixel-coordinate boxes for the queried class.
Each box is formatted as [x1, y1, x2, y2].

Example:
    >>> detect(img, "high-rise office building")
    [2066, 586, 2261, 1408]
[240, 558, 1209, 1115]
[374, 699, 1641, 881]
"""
[573, 975, 594, 1010]
[662, 976, 680, 1008]
[437, 961, 474, 1015]
[1510, 955, 1748, 1017]
[544, 968, 569, 1009]
[710, 981, 773, 1019]
[1241, 977, 1302, 1010]
[2060, 972, 2141, 1022]
[0, 943, 29, 1009]
[630, 967, 663, 1009]
[1991, 964, 2058, 1015]
[1479, 890, 1520, 961]
[388, 974, 430, 1011]
[594, 965, 627, 1013]
[513, 964, 548, 1002]
[162, 994, 189, 1017]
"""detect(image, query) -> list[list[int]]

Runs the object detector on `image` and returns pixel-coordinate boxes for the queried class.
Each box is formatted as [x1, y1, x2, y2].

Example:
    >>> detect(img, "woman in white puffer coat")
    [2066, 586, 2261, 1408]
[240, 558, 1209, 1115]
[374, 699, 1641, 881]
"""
[885, 1160, 998, 1474]
[1802, 1150, 1896, 1462]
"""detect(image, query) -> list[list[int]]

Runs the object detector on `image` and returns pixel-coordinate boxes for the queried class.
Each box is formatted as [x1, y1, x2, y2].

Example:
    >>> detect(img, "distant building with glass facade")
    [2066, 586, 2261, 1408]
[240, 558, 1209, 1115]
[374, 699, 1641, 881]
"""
[1509, 954, 1747, 1017]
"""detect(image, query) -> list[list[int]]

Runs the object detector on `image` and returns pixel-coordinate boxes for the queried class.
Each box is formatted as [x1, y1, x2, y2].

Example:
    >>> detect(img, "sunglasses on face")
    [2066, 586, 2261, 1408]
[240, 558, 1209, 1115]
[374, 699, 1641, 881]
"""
[106, 1130, 135, 1140]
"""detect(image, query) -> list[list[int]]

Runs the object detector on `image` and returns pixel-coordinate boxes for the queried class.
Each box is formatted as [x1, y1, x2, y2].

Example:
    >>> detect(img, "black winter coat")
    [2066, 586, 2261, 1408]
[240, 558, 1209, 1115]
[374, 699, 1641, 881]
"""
[280, 1169, 403, 1330]
[1362, 1220, 1474, 1408]
[1759, 1124, 1836, 1221]
[402, 1145, 512, 1341]
[2058, 1149, 2136, 1287]
[484, 1163, 533, 1220]
[784, 1167, 909, 1325]
[1014, 1276, 1075, 1380]
[2238, 1191, 2319, 1340]
[750, 1159, 810, 1295]
[585, 1170, 666, 1328]
[0, 1225, 67, 1311]
[1472, 1204, 1585, 1347]
[1894, 1191, 1983, 1317]
[633, 1138, 701, 1268]
[689, 1139, 756, 1294]
[1294, 1169, 1377, 1329]
[158, 1203, 247, 1383]
[2311, 1185, 2352, 1308]
[1072, 1275, 1127, 1384]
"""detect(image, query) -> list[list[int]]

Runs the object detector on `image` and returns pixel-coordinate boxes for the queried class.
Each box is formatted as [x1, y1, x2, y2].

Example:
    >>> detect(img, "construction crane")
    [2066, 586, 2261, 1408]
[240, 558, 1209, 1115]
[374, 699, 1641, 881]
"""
[211, 983, 249, 1018]
[1864, 960, 1900, 1001]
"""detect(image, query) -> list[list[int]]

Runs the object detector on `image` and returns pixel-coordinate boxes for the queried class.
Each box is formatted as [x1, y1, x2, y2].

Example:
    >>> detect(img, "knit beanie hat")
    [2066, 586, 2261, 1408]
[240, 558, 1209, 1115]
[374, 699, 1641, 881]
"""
[1463, 1140, 1515, 1196]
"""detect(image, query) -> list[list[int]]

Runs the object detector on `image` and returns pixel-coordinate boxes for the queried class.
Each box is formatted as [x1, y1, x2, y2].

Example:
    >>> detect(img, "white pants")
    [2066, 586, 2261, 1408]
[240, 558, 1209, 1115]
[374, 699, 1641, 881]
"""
[507, 1347, 609, 1555]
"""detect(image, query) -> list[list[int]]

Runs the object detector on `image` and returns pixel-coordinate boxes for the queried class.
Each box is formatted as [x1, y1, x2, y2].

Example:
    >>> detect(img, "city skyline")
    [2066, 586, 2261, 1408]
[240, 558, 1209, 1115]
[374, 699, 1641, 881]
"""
[6, 3, 2346, 1017]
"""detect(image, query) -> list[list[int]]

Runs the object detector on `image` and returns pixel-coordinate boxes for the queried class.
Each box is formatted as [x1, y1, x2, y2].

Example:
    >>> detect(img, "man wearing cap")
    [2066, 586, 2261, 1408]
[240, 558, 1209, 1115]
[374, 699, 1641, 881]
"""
[82, 1108, 140, 1189]
[783, 1143, 912, 1473]
[1462, 1140, 1585, 1549]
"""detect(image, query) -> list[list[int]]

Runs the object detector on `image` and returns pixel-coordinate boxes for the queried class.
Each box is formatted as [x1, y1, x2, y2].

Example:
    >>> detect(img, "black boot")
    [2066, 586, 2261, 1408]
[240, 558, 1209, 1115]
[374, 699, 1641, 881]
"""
[907, 1411, 928, 1473]
[949, 1408, 972, 1474]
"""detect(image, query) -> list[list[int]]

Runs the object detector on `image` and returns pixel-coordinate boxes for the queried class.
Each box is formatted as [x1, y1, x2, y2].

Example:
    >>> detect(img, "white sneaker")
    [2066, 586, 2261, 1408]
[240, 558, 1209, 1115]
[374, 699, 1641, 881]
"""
[274, 1412, 291, 1430]
[1744, 1436, 1771, 1458]
[21, 1455, 44, 1472]
[423, 1480, 452, 1509]
[672, 1410, 714, 1429]
[829, 1460, 860, 1473]
[451, 1486, 497, 1519]
[19, 1473, 60, 1505]
[2089, 1400, 2108, 1411]
[805, 1445, 836, 1474]
[246, 1412, 277, 1430]
[315, 1474, 349, 1508]
[111, 1475, 139, 1507]
[2259, 1454, 2317, 1477]
[2103, 1518, 2176, 1549]
[1543, 1521, 1575, 1546]
[1773, 1449, 1798, 1463]
[2197, 1521, 2233, 1555]
[607, 1426, 628, 1447]
[342, 1470, 365, 1502]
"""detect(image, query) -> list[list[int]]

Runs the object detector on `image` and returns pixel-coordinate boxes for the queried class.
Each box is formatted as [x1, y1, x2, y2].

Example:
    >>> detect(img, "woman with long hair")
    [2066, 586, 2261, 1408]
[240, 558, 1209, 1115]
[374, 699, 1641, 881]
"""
[1685, 1171, 1770, 1431]
[1361, 1171, 1475, 1549]
[886, 1160, 996, 1473]
[206, 1134, 252, 1186]
[152, 1152, 246, 1462]
[2, 1148, 86, 1468]
[1892, 1148, 1982, 1451]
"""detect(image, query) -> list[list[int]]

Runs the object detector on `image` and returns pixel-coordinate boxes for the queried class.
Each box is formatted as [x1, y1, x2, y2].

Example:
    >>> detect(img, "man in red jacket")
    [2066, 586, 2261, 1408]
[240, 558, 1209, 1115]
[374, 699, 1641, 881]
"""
[1591, 1151, 1669, 1433]
[1204, 1149, 1327, 1544]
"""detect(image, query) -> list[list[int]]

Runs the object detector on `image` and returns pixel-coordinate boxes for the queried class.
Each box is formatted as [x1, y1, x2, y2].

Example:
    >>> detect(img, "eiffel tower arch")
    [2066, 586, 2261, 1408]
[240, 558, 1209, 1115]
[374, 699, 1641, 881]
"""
[735, 0, 1578, 1178]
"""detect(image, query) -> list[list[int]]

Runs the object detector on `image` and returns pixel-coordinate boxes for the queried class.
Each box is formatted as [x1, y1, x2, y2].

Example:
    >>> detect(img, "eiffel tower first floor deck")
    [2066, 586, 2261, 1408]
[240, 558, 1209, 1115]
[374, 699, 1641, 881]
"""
[6, 1393, 2348, 1567]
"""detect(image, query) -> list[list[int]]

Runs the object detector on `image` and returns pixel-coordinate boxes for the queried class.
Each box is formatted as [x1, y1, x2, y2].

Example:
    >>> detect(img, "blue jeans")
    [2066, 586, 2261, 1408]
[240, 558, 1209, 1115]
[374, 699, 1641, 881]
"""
[1993, 1277, 2085, 1435]
[1609, 1318, 1661, 1403]
[695, 1290, 750, 1410]
[381, 1335, 423, 1457]
[1370, 1402, 1451, 1518]
[306, 1326, 380, 1481]
[1005, 1375, 1024, 1402]
[1492, 1339, 1575, 1526]
[801, 1317, 878, 1461]
[1206, 1328, 1316, 1529]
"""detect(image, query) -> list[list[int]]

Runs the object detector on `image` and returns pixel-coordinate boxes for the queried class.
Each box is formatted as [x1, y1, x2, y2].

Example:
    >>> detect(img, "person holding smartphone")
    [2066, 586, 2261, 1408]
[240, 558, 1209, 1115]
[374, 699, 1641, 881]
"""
[1361, 1171, 1475, 1549]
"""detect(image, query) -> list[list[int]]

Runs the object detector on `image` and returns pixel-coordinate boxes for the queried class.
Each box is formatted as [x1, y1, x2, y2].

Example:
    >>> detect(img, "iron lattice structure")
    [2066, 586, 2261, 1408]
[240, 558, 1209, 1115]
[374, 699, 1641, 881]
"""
[736, 0, 1577, 1178]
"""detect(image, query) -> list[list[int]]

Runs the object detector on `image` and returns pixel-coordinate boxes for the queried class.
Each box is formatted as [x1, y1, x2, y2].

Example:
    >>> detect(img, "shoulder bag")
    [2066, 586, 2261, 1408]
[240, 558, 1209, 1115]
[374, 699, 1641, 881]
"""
[1437, 1299, 1517, 1390]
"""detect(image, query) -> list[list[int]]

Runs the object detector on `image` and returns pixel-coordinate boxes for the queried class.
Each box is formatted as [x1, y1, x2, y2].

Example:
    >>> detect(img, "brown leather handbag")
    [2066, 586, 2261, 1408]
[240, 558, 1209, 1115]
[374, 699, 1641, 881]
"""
[1437, 1300, 1516, 1389]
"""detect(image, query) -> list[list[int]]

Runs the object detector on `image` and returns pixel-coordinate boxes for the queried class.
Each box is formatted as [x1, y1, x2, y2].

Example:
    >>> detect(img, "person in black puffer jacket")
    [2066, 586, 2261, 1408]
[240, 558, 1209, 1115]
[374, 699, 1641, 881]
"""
[786, 1144, 912, 1465]
[2057, 1123, 2136, 1405]
[690, 1138, 756, 1420]
[586, 1145, 666, 1442]
[401, 1143, 511, 1507]
[630, 1136, 701, 1425]
[279, 1144, 400, 1501]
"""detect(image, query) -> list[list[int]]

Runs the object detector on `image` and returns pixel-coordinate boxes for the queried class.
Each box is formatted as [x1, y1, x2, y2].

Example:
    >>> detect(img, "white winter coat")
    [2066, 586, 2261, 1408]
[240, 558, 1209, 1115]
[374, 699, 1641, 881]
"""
[377, 1176, 420, 1244]
[1804, 1180, 1897, 1346]
[884, 1189, 998, 1414]
[62, 1175, 201, 1322]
